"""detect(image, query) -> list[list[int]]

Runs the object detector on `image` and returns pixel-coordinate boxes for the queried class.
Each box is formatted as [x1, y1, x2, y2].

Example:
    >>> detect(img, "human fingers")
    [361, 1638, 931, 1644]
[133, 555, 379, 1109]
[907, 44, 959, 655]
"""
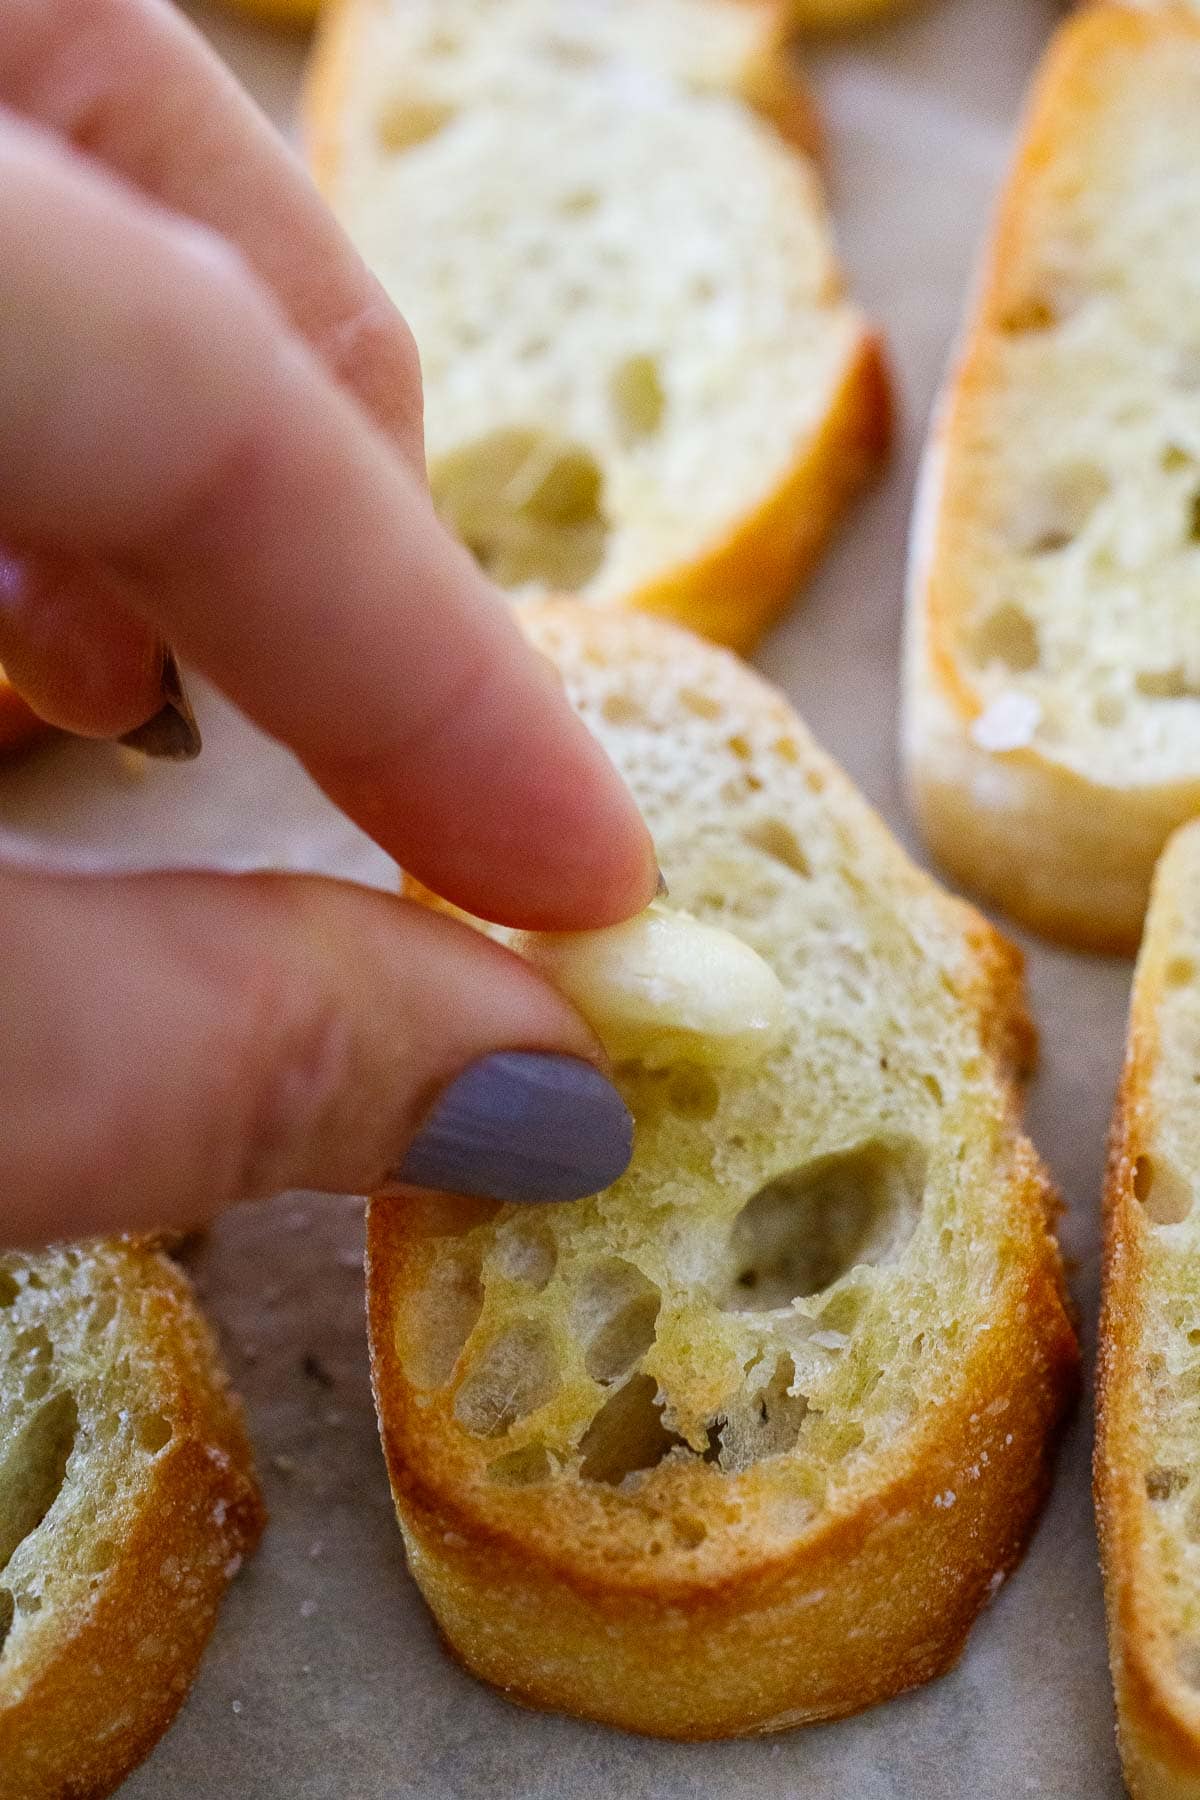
[1, 0, 425, 464]
[0, 864, 633, 1247]
[0, 111, 657, 929]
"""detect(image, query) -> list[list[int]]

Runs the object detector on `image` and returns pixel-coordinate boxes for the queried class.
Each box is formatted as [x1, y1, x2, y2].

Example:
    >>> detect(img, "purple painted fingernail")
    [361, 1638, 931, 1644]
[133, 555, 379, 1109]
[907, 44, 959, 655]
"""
[390, 1052, 633, 1205]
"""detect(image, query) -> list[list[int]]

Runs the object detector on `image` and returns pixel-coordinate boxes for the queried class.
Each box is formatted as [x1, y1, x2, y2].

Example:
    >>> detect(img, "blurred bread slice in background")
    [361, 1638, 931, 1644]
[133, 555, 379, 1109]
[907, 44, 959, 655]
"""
[307, 0, 888, 651]
[903, 4, 1200, 953]
[1097, 821, 1200, 1799]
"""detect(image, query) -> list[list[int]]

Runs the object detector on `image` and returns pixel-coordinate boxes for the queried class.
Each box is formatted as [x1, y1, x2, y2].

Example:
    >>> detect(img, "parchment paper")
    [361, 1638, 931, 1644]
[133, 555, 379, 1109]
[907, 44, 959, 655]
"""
[0, 1, 1136, 1791]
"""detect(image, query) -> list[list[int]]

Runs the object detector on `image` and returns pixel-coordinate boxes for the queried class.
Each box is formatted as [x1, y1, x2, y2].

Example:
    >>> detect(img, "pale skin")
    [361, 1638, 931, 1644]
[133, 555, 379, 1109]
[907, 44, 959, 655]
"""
[0, 0, 658, 1245]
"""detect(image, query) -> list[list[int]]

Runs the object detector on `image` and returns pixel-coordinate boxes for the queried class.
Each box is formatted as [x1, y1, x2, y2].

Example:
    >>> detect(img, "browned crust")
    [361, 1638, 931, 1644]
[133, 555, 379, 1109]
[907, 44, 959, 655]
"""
[0, 1246, 264, 1800]
[366, 607, 1077, 1739]
[303, 3, 888, 656]
[909, 5, 1200, 956]
[369, 1183, 1075, 1738]
[627, 330, 891, 655]
[1095, 844, 1200, 1799]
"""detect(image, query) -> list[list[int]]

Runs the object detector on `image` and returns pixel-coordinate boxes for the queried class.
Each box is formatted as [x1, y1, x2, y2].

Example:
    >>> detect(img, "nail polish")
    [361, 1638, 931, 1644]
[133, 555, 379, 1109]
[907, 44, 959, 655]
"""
[389, 1052, 634, 1206]
[119, 649, 202, 761]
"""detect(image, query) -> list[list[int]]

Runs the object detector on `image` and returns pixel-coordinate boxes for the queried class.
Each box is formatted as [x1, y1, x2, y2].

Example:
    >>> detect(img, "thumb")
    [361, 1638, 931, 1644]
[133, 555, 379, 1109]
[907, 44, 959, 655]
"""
[0, 867, 632, 1246]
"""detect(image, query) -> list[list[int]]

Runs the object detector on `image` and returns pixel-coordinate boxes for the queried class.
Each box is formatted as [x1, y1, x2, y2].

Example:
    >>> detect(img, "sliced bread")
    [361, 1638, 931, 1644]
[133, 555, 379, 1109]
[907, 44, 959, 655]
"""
[367, 601, 1078, 1740]
[903, 4, 1200, 954]
[0, 1238, 263, 1800]
[306, 0, 888, 652]
[1097, 820, 1200, 1800]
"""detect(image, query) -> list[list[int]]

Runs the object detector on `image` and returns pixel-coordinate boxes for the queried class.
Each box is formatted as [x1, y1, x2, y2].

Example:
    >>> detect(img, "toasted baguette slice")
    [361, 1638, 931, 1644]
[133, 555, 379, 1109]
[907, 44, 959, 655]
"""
[0, 1239, 263, 1800]
[1097, 821, 1200, 1799]
[306, 0, 888, 653]
[0, 667, 45, 754]
[367, 602, 1078, 1740]
[903, 6, 1200, 954]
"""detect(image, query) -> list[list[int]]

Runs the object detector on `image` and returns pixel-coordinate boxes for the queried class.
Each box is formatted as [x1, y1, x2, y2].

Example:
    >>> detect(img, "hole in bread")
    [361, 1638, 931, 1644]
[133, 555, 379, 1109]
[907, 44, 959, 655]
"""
[430, 429, 608, 591]
[541, 33, 601, 68]
[517, 335, 551, 364]
[971, 603, 1040, 674]
[16, 1324, 52, 1365]
[1094, 693, 1125, 728]
[727, 734, 753, 762]
[23, 1366, 53, 1404]
[425, 27, 460, 55]
[0, 1390, 78, 1569]
[1009, 463, 1109, 555]
[672, 1514, 707, 1548]
[1167, 958, 1197, 990]
[0, 1270, 17, 1308]
[1178, 1642, 1200, 1689]
[578, 1373, 683, 1485]
[1136, 666, 1200, 701]
[601, 692, 644, 727]
[396, 1252, 483, 1389]
[1162, 444, 1194, 473]
[1134, 1154, 1192, 1225]
[572, 1260, 662, 1385]
[720, 1139, 927, 1311]
[559, 188, 600, 217]
[998, 294, 1060, 333]
[490, 1220, 556, 1291]
[1146, 1467, 1189, 1502]
[0, 1589, 12, 1661]
[454, 1320, 560, 1436]
[87, 1290, 117, 1335]
[680, 688, 723, 721]
[88, 1538, 118, 1575]
[376, 94, 456, 154]
[137, 1413, 173, 1455]
[487, 1442, 554, 1486]
[610, 354, 666, 446]
[742, 816, 811, 879]
[705, 1355, 808, 1473]
[666, 1065, 720, 1122]
[1191, 492, 1200, 544]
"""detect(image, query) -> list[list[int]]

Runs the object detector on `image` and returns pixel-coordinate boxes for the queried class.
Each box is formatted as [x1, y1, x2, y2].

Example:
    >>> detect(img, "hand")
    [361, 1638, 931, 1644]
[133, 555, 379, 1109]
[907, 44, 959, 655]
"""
[0, 0, 657, 1245]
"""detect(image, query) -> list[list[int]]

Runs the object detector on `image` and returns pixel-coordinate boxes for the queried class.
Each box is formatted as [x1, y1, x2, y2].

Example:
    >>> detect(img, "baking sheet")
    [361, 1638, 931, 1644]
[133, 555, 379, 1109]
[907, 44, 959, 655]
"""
[0, 0, 1136, 1791]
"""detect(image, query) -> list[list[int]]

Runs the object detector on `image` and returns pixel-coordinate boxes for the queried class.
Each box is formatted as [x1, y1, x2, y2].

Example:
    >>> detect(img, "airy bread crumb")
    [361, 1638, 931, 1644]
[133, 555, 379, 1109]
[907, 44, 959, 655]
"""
[368, 601, 1077, 1740]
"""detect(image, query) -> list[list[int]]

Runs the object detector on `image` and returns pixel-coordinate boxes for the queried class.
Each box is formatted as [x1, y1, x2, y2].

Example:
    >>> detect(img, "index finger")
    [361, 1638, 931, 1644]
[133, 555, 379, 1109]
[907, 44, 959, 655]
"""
[1, 0, 424, 464]
[0, 113, 658, 931]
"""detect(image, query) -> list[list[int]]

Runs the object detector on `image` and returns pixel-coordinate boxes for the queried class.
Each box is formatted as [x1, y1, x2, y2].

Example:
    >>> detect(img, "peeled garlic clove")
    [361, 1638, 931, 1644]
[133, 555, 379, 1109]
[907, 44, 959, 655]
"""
[513, 902, 787, 1070]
